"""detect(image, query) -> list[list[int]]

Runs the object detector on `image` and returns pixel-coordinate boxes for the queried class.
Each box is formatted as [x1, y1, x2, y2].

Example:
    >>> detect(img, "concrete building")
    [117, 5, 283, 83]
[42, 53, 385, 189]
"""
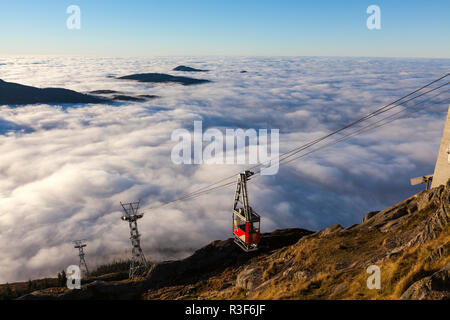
[431, 105, 450, 188]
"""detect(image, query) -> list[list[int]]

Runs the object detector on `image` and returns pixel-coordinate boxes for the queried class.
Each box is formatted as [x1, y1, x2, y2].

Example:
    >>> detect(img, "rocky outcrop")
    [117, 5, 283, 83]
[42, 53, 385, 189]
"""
[362, 211, 379, 223]
[318, 224, 343, 236]
[236, 266, 264, 291]
[359, 197, 418, 232]
[400, 264, 450, 300]
[408, 184, 449, 246]
[357, 180, 450, 264]
[361, 180, 449, 235]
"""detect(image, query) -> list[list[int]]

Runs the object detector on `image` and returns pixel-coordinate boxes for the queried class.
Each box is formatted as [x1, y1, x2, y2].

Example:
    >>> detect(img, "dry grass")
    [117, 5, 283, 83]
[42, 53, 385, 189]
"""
[142, 193, 449, 300]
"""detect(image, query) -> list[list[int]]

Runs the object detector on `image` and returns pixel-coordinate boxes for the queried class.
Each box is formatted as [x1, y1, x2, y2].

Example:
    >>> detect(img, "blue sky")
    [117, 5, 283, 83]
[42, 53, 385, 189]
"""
[0, 0, 449, 57]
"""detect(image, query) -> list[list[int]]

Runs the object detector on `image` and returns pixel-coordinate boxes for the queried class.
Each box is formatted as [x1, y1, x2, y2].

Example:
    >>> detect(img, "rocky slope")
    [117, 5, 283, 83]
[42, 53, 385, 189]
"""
[18, 229, 312, 300]
[17, 180, 449, 300]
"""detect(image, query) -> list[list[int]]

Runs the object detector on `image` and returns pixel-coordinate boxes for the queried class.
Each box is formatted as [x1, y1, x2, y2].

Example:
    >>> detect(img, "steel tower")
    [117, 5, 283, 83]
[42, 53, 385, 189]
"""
[120, 201, 149, 280]
[73, 240, 89, 277]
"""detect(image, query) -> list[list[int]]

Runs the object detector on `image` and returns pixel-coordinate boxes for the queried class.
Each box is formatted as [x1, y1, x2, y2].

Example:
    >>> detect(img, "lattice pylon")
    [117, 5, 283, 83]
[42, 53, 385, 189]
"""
[73, 240, 89, 278]
[121, 201, 149, 280]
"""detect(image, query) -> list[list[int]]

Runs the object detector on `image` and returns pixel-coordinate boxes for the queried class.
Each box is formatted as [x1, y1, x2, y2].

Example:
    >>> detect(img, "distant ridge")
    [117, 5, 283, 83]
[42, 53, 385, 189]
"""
[173, 65, 209, 72]
[88, 90, 160, 102]
[88, 90, 120, 95]
[0, 79, 105, 106]
[118, 73, 211, 86]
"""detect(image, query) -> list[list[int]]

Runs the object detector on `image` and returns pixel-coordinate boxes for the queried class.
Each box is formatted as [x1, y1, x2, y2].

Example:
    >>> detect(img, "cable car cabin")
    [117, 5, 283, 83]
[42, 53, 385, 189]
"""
[233, 208, 260, 252]
[232, 171, 261, 252]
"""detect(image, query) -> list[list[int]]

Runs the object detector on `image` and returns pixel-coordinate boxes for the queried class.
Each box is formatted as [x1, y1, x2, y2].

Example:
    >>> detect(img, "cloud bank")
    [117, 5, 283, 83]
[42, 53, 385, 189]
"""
[0, 56, 449, 283]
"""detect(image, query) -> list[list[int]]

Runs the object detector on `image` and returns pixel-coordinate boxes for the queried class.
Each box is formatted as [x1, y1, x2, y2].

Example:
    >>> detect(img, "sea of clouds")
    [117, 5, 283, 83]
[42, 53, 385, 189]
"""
[0, 56, 449, 283]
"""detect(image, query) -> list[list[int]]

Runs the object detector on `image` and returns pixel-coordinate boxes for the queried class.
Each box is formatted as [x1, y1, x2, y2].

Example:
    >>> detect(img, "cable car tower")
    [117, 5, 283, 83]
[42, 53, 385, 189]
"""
[73, 240, 89, 278]
[121, 201, 149, 280]
[233, 171, 261, 252]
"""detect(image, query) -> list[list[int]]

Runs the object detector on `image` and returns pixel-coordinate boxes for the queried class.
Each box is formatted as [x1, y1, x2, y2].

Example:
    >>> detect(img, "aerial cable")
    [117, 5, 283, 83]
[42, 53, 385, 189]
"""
[143, 74, 450, 212]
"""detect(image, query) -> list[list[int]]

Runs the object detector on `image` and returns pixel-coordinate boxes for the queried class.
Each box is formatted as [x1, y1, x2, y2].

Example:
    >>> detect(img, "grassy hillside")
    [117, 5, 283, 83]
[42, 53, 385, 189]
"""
[143, 180, 449, 300]
[12, 179, 450, 300]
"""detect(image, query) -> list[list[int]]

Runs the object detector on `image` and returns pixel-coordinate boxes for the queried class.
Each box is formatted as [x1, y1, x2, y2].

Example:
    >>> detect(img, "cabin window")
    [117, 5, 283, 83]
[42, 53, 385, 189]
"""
[234, 214, 246, 231]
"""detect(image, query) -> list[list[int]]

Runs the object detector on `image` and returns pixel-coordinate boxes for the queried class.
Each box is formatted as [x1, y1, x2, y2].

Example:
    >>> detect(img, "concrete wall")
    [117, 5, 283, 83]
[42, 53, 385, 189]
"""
[431, 105, 450, 188]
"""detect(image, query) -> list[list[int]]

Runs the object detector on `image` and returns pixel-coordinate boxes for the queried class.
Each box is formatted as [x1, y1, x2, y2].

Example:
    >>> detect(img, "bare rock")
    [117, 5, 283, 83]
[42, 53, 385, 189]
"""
[362, 211, 379, 223]
[331, 282, 348, 296]
[236, 266, 264, 290]
[319, 224, 343, 237]
[408, 182, 449, 246]
[294, 271, 311, 282]
[400, 264, 450, 300]
[426, 244, 450, 263]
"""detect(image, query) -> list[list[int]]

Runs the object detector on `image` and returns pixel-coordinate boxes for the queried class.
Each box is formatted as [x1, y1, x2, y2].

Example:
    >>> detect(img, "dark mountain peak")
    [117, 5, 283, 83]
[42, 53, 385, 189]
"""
[118, 73, 211, 86]
[173, 65, 209, 72]
[0, 80, 106, 106]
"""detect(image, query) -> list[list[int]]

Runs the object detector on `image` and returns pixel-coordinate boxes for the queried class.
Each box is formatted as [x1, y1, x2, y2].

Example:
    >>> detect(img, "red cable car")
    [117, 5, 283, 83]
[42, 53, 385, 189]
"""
[233, 171, 261, 252]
